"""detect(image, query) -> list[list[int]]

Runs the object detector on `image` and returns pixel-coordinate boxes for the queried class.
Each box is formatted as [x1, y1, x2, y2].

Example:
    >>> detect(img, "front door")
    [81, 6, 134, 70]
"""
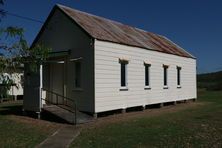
[50, 62, 65, 104]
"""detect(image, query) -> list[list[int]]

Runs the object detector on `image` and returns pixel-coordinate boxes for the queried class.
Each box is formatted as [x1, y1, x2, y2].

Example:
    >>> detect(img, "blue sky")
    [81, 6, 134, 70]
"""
[1, 0, 222, 73]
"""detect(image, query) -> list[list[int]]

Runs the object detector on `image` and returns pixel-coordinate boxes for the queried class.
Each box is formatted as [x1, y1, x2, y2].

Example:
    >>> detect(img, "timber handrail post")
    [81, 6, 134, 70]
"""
[56, 94, 58, 105]
[74, 101, 77, 125]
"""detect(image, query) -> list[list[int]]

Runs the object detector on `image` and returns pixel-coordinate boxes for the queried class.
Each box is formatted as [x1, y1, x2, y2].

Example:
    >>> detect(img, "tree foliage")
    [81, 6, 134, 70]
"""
[0, 74, 14, 100]
[197, 71, 222, 91]
[0, 0, 5, 20]
[0, 0, 50, 71]
[0, 1, 51, 100]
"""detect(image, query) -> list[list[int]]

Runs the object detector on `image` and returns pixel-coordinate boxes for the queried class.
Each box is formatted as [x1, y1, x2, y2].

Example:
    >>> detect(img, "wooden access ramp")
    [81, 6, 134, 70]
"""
[42, 105, 94, 124]
[41, 88, 94, 124]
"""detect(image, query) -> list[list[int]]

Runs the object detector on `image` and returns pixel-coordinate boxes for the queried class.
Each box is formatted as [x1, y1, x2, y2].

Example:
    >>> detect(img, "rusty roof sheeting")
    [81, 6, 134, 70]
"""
[57, 4, 194, 59]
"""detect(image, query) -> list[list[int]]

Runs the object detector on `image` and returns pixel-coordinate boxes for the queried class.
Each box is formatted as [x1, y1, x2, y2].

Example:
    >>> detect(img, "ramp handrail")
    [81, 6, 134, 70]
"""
[41, 88, 77, 124]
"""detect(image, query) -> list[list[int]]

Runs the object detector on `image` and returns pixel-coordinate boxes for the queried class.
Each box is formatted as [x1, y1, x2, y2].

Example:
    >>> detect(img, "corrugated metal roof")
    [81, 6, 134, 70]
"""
[57, 4, 194, 58]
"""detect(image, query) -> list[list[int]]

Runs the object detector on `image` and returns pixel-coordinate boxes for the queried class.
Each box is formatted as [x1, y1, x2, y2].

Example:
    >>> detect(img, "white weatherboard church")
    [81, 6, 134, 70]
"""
[24, 4, 196, 118]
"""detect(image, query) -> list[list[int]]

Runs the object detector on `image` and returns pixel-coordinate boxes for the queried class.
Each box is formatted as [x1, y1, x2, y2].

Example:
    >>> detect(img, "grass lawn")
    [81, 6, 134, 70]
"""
[71, 91, 222, 148]
[0, 101, 60, 147]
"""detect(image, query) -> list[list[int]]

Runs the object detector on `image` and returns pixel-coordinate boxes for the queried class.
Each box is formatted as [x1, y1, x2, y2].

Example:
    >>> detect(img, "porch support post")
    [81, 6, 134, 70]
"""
[37, 112, 41, 119]
[39, 64, 43, 110]
[14, 95, 17, 101]
[22, 108, 27, 116]
[93, 113, 97, 119]
[121, 108, 126, 113]
[142, 105, 146, 111]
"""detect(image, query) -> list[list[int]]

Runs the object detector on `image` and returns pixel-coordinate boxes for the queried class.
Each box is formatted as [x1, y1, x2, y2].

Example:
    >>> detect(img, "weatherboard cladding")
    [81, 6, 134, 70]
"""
[57, 4, 194, 59]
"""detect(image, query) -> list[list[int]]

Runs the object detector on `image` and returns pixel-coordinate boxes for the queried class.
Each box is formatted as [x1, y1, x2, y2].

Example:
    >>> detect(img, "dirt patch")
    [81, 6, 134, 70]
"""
[80, 101, 205, 129]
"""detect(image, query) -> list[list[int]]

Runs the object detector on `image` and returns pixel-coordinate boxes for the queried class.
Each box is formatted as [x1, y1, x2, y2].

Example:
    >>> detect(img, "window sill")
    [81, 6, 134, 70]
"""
[163, 86, 169, 89]
[119, 87, 128, 91]
[72, 88, 83, 91]
[177, 86, 182, 89]
[144, 86, 151, 90]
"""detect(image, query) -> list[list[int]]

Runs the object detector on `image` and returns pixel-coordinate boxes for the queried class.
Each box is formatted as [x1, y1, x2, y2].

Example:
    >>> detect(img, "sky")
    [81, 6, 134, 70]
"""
[1, 0, 222, 74]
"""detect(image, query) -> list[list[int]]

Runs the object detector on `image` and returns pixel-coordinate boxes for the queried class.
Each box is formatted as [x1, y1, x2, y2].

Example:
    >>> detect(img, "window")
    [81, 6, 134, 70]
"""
[163, 65, 168, 88]
[177, 66, 181, 87]
[119, 59, 128, 89]
[74, 62, 81, 88]
[144, 63, 151, 88]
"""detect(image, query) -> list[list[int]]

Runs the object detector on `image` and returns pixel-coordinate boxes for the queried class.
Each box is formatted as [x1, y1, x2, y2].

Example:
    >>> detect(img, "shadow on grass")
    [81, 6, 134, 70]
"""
[41, 110, 69, 124]
[0, 102, 23, 116]
[0, 101, 69, 124]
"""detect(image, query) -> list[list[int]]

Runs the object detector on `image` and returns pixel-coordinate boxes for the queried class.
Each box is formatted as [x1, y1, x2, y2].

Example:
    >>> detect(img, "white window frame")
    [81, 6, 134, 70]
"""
[177, 66, 182, 88]
[144, 62, 151, 89]
[119, 59, 128, 90]
[163, 65, 169, 89]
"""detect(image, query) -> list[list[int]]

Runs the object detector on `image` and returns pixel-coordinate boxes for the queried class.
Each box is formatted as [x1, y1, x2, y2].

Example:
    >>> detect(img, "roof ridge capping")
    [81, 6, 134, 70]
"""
[56, 3, 160, 36]
[56, 4, 126, 27]
[55, 4, 195, 59]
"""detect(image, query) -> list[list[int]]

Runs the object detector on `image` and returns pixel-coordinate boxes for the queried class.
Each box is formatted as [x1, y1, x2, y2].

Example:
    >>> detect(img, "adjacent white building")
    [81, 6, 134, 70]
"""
[0, 71, 23, 100]
[24, 4, 196, 116]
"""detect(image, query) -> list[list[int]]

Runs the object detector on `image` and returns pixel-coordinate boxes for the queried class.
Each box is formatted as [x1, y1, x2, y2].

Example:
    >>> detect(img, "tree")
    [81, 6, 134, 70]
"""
[0, 0, 5, 19]
[0, 1, 50, 101]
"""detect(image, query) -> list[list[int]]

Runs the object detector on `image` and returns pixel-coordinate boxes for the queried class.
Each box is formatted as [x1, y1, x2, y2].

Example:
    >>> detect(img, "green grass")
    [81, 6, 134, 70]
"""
[71, 91, 222, 148]
[0, 101, 58, 147]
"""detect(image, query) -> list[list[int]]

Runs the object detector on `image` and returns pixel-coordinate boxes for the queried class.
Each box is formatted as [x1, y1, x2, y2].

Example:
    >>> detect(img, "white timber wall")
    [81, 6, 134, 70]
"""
[94, 40, 197, 113]
[38, 9, 94, 113]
